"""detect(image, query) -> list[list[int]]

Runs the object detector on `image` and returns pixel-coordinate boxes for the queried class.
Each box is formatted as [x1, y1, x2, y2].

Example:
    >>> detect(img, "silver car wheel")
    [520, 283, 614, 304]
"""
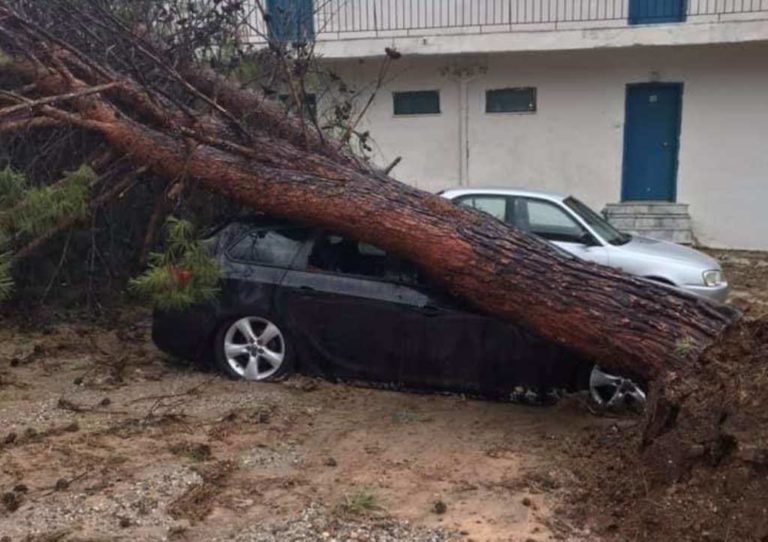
[223, 317, 286, 381]
[589, 366, 646, 409]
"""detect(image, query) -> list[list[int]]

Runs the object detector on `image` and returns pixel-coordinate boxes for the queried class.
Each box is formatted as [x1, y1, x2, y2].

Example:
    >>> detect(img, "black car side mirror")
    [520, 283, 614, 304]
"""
[577, 231, 598, 246]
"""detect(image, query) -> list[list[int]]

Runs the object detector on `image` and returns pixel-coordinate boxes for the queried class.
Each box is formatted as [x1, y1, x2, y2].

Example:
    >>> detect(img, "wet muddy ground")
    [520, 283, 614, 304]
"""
[0, 249, 765, 542]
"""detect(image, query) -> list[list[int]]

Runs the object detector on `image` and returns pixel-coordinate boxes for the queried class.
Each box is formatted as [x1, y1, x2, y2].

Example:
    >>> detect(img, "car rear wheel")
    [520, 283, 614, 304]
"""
[214, 316, 294, 381]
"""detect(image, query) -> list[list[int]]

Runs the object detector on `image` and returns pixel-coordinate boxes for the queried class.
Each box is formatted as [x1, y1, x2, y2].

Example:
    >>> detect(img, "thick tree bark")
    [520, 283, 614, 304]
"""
[0, 4, 737, 384]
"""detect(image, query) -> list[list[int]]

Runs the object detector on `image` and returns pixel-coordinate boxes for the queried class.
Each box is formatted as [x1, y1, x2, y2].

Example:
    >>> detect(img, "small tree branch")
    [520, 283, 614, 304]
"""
[382, 156, 402, 175]
[338, 56, 392, 147]
[139, 187, 170, 266]
[0, 116, 62, 133]
[0, 81, 119, 120]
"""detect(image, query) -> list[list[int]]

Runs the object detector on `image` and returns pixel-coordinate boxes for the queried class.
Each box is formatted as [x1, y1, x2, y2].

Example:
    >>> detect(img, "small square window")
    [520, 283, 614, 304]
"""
[393, 91, 441, 116]
[486, 88, 536, 113]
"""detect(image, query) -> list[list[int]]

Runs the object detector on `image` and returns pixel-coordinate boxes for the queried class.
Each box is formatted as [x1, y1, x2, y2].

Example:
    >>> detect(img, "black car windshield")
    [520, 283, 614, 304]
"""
[564, 197, 630, 246]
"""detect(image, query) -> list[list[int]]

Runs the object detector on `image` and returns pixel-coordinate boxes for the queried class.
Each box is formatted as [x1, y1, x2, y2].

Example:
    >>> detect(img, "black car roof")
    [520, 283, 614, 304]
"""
[204, 214, 309, 238]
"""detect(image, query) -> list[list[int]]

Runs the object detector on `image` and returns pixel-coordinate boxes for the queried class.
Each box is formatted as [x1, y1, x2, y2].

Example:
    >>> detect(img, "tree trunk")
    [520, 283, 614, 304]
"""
[15, 66, 738, 378]
[0, 3, 745, 471]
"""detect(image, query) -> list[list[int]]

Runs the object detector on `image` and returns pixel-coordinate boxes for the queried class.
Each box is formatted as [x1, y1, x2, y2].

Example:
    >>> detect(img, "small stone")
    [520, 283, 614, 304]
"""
[258, 412, 270, 424]
[13, 483, 28, 493]
[324, 457, 338, 467]
[2, 491, 20, 512]
[3, 432, 16, 445]
[432, 500, 447, 514]
[73, 376, 83, 385]
[64, 422, 79, 432]
[23, 427, 37, 438]
[118, 516, 131, 528]
[54, 478, 70, 491]
[522, 497, 532, 507]
[100, 397, 112, 407]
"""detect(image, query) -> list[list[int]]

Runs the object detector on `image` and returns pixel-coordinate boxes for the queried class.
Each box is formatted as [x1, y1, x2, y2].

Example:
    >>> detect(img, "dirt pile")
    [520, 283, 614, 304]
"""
[562, 315, 768, 541]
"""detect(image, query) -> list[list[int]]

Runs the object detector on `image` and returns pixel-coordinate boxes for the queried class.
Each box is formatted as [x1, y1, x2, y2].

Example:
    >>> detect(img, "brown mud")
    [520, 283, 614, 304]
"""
[0, 248, 765, 541]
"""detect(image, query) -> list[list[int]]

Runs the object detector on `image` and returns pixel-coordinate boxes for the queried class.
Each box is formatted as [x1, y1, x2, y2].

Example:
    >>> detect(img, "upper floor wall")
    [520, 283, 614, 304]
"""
[244, 0, 768, 57]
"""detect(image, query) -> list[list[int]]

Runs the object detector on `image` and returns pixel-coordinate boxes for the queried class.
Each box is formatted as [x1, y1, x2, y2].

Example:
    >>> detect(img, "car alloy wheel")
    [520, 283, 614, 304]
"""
[222, 316, 287, 381]
[589, 365, 646, 409]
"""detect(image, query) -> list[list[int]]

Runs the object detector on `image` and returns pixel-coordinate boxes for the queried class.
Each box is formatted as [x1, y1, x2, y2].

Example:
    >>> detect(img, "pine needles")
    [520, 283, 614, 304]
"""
[130, 217, 220, 311]
[5, 165, 94, 239]
[0, 167, 27, 208]
[0, 167, 220, 308]
[0, 251, 12, 301]
[0, 165, 96, 302]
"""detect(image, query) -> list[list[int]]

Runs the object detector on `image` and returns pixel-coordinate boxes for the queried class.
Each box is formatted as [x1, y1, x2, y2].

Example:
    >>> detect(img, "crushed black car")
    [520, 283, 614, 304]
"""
[152, 218, 599, 399]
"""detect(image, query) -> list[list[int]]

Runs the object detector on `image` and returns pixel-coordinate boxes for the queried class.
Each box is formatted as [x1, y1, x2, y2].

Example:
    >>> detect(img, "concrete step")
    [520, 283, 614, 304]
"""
[603, 201, 694, 245]
[604, 202, 689, 216]
[609, 216, 692, 230]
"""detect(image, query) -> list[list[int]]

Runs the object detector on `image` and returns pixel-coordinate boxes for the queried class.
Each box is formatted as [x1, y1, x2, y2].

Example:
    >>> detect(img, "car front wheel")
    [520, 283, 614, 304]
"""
[589, 365, 646, 410]
[214, 316, 294, 381]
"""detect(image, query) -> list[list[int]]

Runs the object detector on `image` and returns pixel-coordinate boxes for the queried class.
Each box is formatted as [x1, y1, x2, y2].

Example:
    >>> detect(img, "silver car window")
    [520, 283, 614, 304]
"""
[515, 198, 586, 242]
[456, 196, 508, 221]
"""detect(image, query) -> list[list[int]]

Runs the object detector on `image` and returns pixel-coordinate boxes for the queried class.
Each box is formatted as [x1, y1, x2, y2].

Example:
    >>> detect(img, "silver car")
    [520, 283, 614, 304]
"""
[441, 188, 728, 303]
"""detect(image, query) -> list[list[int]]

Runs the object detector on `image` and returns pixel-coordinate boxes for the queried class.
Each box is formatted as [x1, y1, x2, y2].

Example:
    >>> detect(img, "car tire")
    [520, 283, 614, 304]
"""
[213, 315, 294, 381]
[589, 365, 646, 410]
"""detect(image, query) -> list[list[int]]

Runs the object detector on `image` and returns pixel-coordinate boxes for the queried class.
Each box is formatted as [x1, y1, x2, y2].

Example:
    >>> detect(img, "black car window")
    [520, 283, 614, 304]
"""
[227, 227, 310, 267]
[308, 233, 418, 284]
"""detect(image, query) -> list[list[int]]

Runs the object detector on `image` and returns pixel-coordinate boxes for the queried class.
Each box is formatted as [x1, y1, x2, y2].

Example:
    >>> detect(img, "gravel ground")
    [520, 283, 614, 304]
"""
[0, 317, 593, 542]
[222, 504, 458, 542]
[3, 463, 200, 541]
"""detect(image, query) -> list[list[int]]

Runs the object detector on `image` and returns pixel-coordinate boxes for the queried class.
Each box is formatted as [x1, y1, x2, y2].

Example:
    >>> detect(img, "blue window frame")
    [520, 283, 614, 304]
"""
[628, 0, 686, 24]
[267, 0, 314, 43]
[486, 88, 536, 113]
[393, 91, 441, 116]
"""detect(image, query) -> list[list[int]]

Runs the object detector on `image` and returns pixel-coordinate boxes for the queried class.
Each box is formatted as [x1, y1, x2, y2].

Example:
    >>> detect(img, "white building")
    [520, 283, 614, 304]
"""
[249, 1, 768, 250]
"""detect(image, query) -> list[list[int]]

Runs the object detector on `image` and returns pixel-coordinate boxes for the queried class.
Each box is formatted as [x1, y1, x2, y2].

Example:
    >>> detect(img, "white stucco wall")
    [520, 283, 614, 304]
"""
[325, 43, 768, 249]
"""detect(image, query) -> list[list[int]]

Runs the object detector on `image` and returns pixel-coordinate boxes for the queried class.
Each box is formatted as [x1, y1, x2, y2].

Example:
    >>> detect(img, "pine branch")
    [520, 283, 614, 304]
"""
[0, 116, 63, 133]
[0, 81, 119, 120]
[10, 167, 145, 264]
[130, 217, 221, 311]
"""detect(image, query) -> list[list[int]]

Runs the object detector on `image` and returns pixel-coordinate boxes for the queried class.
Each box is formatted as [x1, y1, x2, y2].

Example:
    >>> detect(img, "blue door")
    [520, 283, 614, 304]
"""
[267, 0, 314, 42]
[629, 0, 686, 24]
[621, 83, 683, 202]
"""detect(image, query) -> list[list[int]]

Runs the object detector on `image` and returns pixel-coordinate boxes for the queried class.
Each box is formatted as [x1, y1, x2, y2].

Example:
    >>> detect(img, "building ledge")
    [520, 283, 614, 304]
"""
[310, 18, 768, 59]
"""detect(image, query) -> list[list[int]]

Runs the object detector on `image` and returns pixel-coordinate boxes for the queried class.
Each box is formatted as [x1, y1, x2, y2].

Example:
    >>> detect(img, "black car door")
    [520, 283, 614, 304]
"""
[396, 282, 514, 396]
[404, 279, 583, 397]
[274, 232, 424, 384]
[217, 223, 312, 319]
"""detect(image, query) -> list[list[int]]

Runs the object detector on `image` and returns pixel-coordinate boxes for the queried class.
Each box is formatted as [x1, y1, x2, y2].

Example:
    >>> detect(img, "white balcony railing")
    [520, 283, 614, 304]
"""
[243, 0, 768, 42]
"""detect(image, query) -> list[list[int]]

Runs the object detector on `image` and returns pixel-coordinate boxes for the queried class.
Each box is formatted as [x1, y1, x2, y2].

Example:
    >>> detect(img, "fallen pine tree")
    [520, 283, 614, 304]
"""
[0, 1, 765, 527]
